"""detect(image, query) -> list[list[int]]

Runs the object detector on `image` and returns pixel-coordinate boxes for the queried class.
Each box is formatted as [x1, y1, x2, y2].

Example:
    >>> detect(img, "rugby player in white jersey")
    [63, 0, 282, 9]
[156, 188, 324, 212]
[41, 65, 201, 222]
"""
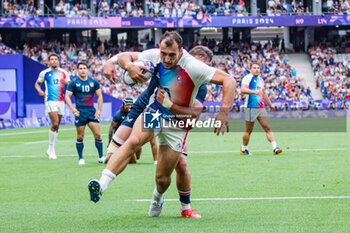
[88, 31, 235, 217]
[240, 62, 282, 155]
[34, 53, 70, 159]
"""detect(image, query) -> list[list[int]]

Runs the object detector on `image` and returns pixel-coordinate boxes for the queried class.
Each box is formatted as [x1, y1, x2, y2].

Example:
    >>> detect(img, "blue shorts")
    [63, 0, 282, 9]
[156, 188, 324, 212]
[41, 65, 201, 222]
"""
[120, 102, 145, 128]
[75, 108, 99, 126]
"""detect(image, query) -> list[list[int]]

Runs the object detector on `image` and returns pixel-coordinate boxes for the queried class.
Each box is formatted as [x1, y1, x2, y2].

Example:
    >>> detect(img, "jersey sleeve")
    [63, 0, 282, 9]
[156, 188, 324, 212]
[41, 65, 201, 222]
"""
[37, 70, 46, 83]
[195, 84, 207, 103]
[62, 69, 71, 82]
[241, 74, 252, 86]
[67, 80, 75, 92]
[94, 79, 100, 91]
[112, 112, 121, 123]
[186, 59, 216, 86]
[138, 49, 160, 64]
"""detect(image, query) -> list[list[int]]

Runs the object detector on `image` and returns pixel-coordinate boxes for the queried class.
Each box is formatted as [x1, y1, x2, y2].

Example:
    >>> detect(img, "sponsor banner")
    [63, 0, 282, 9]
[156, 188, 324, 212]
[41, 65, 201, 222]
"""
[0, 15, 349, 28]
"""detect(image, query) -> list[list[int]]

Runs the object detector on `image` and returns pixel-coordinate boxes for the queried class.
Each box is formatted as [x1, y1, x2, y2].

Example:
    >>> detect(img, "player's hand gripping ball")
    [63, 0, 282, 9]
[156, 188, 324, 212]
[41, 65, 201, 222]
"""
[122, 60, 155, 86]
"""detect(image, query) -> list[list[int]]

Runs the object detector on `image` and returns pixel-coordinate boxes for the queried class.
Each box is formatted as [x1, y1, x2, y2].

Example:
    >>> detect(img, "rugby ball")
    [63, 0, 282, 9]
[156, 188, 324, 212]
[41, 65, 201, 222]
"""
[122, 60, 155, 86]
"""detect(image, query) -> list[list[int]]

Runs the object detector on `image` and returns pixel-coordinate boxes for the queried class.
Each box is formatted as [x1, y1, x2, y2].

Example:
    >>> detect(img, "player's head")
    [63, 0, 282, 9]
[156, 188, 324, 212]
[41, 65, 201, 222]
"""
[48, 53, 59, 69]
[189, 45, 213, 65]
[122, 97, 134, 113]
[159, 31, 183, 69]
[250, 62, 260, 77]
[77, 62, 89, 78]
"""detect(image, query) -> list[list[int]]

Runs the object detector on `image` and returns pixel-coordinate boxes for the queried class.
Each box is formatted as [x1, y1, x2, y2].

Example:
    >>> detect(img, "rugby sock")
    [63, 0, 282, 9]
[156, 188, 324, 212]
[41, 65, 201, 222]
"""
[271, 141, 277, 150]
[76, 139, 84, 160]
[53, 131, 58, 146]
[152, 187, 164, 201]
[95, 139, 103, 158]
[179, 189, 191, 211]
[48, 130, 55, 152]
[242, 145, 248, 151]
[99, 169, 116, 193]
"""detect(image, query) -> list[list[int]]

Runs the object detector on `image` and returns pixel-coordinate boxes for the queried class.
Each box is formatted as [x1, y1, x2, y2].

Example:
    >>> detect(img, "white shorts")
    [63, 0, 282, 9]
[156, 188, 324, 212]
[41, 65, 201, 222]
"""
[245, 108, 268, 122]
[45, 101, 65, 115]
[154, 118, 189, 153]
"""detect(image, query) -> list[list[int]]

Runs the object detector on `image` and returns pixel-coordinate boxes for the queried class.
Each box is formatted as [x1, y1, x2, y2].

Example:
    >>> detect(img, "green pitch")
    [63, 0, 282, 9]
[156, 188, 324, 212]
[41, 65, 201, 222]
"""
[1, 120, 350, 233]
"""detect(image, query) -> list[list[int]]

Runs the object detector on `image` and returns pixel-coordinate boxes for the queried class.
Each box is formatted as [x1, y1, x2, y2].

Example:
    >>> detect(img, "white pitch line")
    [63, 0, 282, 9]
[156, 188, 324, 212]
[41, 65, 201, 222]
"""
[23, 134, 109, 145]
[126, 196, 350, 202]
[1, 148, 350, 159]
[0, 125, 109, 136]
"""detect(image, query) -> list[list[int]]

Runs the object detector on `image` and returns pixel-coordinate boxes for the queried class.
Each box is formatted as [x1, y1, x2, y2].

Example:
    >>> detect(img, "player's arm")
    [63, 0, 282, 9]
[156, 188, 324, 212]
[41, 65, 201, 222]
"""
[262, 85, 275, 110]
[241, 84, 263, 95]
[108, 121, 118, 143]
[60, 70, 71, 85]
[104, 52, 148, 84]
[95, 89, 103, 120]
[156, 88, 203, 119]
[35, 71, 46, 98]
[210, 69, 236, 135]
[65, 90, 79, 117]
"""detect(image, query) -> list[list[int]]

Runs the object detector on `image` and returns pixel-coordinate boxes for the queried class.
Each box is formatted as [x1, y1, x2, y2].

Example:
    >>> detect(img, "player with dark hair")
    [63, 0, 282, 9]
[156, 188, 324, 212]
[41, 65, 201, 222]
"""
[240, 62, 282, 156]
[34, 53, 70, 159]
[89, 31, 235, 218]
[65, 62, 104, 165]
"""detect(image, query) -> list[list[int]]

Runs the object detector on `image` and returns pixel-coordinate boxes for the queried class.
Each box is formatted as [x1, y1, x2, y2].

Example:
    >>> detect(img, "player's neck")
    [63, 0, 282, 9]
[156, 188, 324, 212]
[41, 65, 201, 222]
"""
[78, 75, 88, 81]
[50, 66, 58, 71]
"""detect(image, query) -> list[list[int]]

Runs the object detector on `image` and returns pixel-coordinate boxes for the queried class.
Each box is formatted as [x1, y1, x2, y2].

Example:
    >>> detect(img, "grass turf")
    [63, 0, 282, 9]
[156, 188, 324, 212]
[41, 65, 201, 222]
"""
[0, 121, 349, 232]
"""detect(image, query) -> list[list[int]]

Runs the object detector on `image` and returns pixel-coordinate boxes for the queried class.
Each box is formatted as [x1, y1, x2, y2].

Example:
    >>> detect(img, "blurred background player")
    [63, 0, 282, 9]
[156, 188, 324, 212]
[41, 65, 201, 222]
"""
[34, 53, 70, 159]
[240, 62, 282, 156]
[65, 62, 104, 165]
[107, 97, 147, 163]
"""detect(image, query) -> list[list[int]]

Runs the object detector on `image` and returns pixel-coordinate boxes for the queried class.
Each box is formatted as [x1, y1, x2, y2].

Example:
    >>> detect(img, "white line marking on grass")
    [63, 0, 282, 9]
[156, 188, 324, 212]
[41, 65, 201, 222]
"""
[0, 125, 109, 136]
[24, 134, 108, 144]
[1, 148, 350, 159]
[126, 196, 350, 202]
[0, 128, 76, 136]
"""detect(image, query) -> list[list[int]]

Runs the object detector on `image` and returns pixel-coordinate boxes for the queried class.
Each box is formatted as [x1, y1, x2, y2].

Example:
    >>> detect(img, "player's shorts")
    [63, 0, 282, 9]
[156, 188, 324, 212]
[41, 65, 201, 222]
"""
[121, 103, 145, 128]
[245, 108, 268, 122]
[75, 107, 99, 127]
[45, 101, 65, 115]
[153, 117, 189, 153]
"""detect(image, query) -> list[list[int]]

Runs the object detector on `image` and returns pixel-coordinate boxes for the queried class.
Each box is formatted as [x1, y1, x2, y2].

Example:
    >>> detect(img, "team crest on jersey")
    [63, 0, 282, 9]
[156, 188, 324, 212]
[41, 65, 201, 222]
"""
[90, 82, 94, 87]
[76, 83, 81, 87]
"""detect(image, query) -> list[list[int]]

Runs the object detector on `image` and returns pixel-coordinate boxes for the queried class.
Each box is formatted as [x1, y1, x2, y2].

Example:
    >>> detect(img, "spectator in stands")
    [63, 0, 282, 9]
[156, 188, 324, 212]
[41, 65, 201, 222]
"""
[328, 101, 336, 110]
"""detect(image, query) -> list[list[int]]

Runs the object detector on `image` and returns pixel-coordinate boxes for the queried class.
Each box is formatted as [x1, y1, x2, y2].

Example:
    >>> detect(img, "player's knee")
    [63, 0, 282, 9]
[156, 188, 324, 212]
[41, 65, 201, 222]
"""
[52, 123, 59, 131]
[155, 175, 170, 188]
[264, 126, 271, 132]
[127, 136, 142, 149]
[176, 157, 188, 174]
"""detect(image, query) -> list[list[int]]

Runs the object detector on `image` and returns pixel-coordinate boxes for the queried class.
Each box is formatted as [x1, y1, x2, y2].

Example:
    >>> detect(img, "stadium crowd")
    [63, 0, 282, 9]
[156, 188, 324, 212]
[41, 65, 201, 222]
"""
[266, 0, 311, 16]
[1, 0, 43, 16]
[309, 43, 350, 101]
[0, 38, 312, 104]
[324, 0, 350, 14]
[1, 0, 248, 17]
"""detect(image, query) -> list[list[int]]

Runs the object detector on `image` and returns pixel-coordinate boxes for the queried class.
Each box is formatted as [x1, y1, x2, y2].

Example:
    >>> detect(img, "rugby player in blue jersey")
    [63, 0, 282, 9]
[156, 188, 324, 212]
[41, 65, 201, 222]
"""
[35, 53, 70, 159]
[89, 32, 235, 218]
[107, 97, 157, 164]
[65, 62, 104, 165]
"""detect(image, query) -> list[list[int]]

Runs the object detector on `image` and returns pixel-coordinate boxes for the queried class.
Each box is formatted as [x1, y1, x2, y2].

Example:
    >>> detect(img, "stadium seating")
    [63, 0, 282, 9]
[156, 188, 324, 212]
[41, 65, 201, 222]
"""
[309, 44, 350, 101]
